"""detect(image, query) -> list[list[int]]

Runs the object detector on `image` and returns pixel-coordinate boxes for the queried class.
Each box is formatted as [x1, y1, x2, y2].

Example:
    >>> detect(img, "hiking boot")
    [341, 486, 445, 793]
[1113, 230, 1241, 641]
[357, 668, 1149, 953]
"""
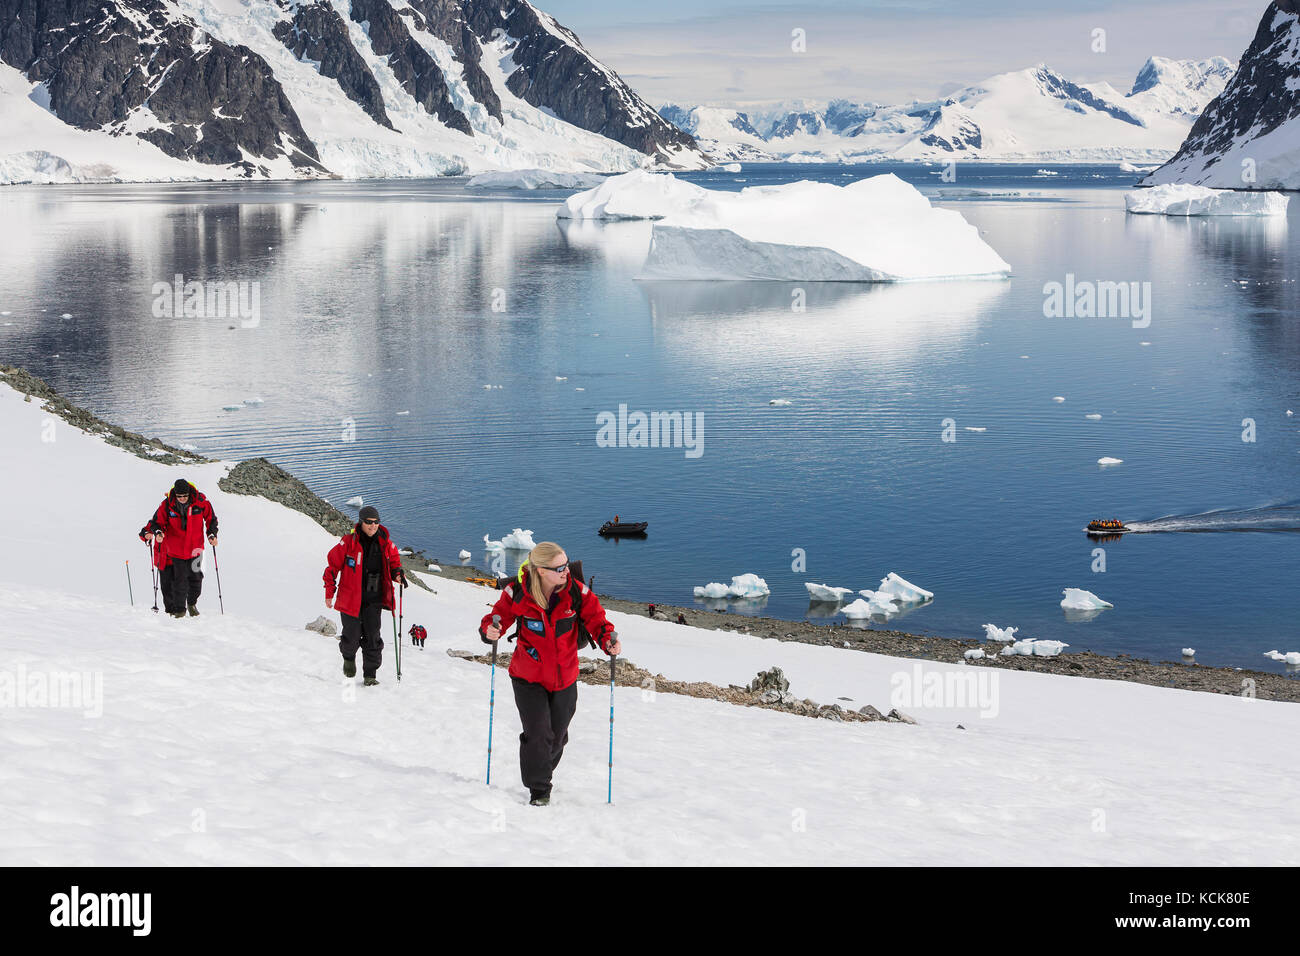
[528, 790, 551, 807]
[170, 611, 186, 619]
[343, 659, 356, 678]
[187, 605, 200, 617]
[363, 676, 379, 686]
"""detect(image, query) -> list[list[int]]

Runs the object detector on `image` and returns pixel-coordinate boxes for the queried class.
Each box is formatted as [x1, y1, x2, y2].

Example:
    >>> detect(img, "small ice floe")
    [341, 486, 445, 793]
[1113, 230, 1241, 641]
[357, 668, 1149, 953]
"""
[694, 582, 730, 599]
[1288, 410, 1294, 417]
[61, 312, 72, 319]
[720, 163, 742, 173]
[555, 376, 567, 381]
[1020, 355, 1030, 359]
[805, 582, 855, 602]
[1029, 639, 1068, 657]
[1266, 650, 1300, 664]
[982, 624, 1018, 642]
[726, 573, 770, 598]
[1086, 413, 1103, 420]
[855, 590, 899, 616]
[999, 644, 1018, 656]
[769, 399, 792, 406]
[482, 384, 503, 390]
[876, 572, 933, 604]
[399, 548, 413, 555]
[964, 426, 986, 432]
[221, 404, 243, 411]
[458, 549, 472, 560]
[575, 387, 585, 391]
[243, 397, 265, 405]
[964, 648, 985, 660]
[1052, 396, 1065, 403]
[1061, 588, 1112, 610]
[427, 564, 441, 572]
[1098, 457, 1123, 466]
[1139, 341, 1151, 346]
[840, 598, 875, 619]
[1263, 650, 1286, 661]
[0, 311, 10, 315]
[484, 529, 536, 551]
[346, 496, 364, 508]
[396, 410, 410, 416]
[1181, 647, 1196, 658]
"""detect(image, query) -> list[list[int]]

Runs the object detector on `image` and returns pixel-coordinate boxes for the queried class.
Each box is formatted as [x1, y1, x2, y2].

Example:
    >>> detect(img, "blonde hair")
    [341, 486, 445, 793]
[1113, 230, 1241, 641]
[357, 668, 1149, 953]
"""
[524, 541, 566, 608]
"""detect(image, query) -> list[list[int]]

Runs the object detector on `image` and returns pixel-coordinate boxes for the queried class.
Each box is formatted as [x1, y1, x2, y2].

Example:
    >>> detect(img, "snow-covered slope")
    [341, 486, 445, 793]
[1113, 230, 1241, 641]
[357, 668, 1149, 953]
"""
[2, 377, 1297, 864]
[662, 56, 1235, 164]
[1144, 2, 1300, 189]
[0, 0, 706, 184]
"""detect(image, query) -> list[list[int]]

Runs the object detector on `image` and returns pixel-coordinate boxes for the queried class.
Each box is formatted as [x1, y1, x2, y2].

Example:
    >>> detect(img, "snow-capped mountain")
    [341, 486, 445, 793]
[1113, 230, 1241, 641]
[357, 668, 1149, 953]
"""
[0, 0, 705, 183]
[661, 56, 1236, 164]
[1144, 1, 1300, 189]
[657, 105, 773, 161]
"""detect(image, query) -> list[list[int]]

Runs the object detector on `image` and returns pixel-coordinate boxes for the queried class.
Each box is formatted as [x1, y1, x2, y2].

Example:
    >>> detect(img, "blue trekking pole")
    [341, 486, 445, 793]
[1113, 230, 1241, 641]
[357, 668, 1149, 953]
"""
[607, 632, 618, 804]
[486, 614, 500, 785]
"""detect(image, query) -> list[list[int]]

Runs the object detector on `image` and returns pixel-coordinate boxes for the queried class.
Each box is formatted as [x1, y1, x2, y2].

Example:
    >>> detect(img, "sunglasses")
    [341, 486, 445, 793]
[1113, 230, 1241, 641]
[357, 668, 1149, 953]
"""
[541, 562, 569, 574]
[361, 519, 379, 526]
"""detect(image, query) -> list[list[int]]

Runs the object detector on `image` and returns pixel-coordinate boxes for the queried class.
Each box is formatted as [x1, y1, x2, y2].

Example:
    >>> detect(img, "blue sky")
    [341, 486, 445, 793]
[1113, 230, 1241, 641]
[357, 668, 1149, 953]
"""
[539, 0, 1268, 106]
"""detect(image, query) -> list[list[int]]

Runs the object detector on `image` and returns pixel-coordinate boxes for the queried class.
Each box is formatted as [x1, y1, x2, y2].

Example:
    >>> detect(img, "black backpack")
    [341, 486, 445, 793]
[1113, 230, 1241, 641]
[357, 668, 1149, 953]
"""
[508, 560, 596, 649]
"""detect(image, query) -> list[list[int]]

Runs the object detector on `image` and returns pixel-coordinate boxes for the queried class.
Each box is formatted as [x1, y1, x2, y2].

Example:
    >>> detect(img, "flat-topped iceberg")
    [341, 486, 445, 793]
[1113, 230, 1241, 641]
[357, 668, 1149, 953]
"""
[558, 169, 707, 220]
[1125, 184, 1290, 216]
[562, 171, 1011, 280]
[644, 174, 1011, 281]
[467, 169, 606, 190]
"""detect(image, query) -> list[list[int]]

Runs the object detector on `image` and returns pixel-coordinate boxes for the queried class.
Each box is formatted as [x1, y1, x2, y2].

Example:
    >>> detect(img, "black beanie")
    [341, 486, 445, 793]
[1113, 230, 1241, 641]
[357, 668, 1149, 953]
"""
[359, 505, 380, 522]
[173, 479, 192, 496]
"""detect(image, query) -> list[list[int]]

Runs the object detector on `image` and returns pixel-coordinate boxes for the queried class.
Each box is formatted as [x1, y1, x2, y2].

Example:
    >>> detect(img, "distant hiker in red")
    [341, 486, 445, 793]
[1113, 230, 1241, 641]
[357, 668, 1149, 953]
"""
[409, 624, 427, 649]
[324, 505, 406, 686]
[143, 478, 217, 618]
[480, 541, 620, 806]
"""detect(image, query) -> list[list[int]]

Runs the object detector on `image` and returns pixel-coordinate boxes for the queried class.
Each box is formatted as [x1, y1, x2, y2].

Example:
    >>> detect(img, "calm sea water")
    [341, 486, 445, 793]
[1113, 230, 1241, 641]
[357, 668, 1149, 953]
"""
[2, 163, 1297, 670]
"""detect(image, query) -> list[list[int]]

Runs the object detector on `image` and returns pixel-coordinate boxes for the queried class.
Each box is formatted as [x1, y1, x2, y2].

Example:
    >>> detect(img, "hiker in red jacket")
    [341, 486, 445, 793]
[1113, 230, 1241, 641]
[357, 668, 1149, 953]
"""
[324, 505, 406, 686]
[409, 624, 427, 649]
[144, 478, 218, 618]
[480, 541, 621, 806]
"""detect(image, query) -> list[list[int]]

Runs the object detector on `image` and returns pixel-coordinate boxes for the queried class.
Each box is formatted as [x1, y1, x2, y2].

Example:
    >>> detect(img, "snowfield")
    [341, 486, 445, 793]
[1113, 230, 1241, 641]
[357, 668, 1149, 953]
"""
[1, 379, 1297, 865]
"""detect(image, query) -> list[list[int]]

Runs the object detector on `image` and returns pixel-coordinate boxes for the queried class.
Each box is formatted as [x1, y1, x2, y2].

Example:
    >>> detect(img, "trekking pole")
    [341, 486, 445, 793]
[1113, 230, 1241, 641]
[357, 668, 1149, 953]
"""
[608, 633, 618, 805]
[395, 579, 404, 682]
[147, 540, 159, 612]
[486, 614, 500, 785]
[126, 560, 134, 606]
[211, 544, 224, 614]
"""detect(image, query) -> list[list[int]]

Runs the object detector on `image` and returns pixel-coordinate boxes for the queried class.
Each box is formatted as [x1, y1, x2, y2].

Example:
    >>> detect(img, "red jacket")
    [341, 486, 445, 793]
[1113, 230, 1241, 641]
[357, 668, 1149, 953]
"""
[146, 487, 218, 562]
[409, 625, 427, 640]
[480, 569, 615, 692]
[323, 524, 403, 617]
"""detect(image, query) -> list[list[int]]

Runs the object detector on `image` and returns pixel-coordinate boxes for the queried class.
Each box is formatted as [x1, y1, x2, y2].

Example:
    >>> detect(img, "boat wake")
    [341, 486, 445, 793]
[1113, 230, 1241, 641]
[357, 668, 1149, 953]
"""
[1123, 501, 1300, 534]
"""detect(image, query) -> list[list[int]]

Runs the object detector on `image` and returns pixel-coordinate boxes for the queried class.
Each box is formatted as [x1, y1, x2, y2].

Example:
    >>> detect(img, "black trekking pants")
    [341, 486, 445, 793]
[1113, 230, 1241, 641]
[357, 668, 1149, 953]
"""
[166, 554, 203, 610]
[340, 603, 384, 677]
[511, 677, 578, 796]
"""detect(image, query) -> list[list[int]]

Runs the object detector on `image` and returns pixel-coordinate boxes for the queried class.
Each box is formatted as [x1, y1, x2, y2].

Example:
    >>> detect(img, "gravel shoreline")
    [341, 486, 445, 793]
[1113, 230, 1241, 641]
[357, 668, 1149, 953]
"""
[8, 363, 1295, 704]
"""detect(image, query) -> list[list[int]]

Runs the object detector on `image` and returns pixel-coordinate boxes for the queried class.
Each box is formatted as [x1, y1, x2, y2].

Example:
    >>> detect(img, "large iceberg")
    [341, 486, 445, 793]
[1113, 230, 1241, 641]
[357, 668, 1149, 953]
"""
[467, 169, 606, 190]
[558, 170, 707, 220]
[642, 174, 1011, 281]
[1124, 184, 1290, 216]
[1060, 588, 1113, 610]
[562, 171, 1011, 280]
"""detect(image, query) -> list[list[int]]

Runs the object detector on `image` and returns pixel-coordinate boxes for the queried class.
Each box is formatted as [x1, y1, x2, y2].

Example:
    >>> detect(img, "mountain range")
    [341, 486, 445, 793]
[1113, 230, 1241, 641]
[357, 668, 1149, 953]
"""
[0, 0, 705, 183]
[661, 57, 1237, 164]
